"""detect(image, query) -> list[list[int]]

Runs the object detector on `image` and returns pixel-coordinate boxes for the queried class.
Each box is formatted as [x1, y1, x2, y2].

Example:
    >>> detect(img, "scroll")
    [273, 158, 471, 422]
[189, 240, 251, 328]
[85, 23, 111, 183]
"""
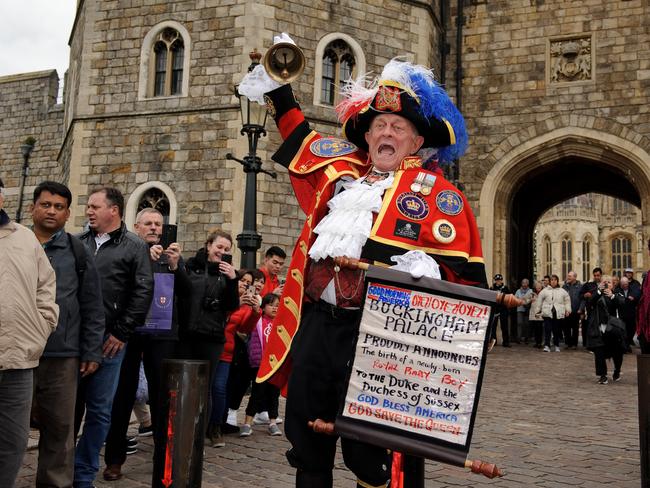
[336, 266, 500, 474]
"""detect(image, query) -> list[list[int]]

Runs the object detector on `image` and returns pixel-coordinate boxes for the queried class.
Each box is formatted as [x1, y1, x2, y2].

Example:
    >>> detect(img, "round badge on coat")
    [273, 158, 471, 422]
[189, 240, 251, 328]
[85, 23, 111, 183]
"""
[310, 138, 358, 157]
[433, 219, 456, 243]
[396, 192, 430, 221]
[435, 190, 464, 216]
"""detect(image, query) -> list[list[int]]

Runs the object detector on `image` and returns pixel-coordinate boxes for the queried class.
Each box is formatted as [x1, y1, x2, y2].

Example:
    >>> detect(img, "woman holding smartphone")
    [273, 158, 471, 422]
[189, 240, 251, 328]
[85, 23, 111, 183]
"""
[207, 270, 261, 447]
[178, 230, 239, 389]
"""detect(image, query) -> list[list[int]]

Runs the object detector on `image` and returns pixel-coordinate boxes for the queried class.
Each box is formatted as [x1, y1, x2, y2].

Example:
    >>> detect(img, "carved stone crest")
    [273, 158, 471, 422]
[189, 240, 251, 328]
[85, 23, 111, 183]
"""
[549, 36, 592, 83]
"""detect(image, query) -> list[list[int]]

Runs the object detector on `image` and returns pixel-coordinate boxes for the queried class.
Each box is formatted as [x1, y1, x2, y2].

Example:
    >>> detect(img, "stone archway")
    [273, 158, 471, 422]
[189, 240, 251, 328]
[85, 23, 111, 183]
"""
[477, 117, 650, 282]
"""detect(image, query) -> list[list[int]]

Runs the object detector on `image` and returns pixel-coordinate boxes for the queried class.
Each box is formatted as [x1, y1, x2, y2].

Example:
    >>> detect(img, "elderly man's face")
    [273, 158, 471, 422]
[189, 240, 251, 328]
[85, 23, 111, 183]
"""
[364, 114, 424, 172]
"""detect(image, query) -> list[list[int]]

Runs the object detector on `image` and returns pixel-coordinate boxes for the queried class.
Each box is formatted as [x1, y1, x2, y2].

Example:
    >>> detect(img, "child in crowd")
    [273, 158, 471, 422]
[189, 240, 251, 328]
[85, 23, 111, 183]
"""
[240, 293, 282, 437]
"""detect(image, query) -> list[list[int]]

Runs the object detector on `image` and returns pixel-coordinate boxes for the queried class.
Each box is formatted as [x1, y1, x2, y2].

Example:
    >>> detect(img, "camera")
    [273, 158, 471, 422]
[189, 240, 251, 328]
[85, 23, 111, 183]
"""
[202, 296, 221, 311]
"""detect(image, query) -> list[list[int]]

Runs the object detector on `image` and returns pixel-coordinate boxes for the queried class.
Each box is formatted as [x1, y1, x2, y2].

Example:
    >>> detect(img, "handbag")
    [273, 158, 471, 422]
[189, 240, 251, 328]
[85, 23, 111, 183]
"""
[603, 306, 626, 352]
[605, 316, 626, 335]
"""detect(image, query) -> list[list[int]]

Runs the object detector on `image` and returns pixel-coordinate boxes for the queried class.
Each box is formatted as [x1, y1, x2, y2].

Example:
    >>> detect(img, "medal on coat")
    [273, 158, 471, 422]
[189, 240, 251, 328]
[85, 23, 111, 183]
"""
[396, 192, 430, 221]
[435, 190, 463, 216]
[410, 172, 436, 195]
[421, 174, 436, 195]
[410, 172, 425, 193]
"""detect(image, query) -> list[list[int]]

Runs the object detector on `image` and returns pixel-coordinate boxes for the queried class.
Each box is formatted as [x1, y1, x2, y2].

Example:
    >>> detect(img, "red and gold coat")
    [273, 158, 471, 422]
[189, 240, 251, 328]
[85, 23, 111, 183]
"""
[257, 85, 487, 391]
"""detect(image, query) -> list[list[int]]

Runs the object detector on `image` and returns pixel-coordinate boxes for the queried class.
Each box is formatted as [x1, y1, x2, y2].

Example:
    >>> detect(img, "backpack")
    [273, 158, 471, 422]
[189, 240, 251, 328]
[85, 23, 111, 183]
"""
[67, 232, 88, 287]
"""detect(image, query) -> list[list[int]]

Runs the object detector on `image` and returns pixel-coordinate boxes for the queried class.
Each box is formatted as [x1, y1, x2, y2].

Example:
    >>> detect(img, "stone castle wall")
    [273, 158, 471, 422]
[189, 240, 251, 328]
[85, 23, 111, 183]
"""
[0, 71, 64, 219]
[450, 0, 650, 203]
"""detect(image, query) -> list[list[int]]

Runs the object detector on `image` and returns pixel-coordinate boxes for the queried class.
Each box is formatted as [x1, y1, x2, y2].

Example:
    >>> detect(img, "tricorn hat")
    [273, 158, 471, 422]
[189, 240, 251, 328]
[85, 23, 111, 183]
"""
[336, 59, 468, 165]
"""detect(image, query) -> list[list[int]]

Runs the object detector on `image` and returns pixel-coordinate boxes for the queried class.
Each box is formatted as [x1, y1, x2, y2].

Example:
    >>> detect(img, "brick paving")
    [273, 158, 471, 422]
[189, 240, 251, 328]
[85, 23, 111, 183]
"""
[17, 344, 643, 487]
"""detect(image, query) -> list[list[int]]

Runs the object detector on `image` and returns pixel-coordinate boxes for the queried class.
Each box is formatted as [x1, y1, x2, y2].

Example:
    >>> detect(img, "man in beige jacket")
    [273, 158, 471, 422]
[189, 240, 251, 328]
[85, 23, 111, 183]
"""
[0, 177, 58, 487]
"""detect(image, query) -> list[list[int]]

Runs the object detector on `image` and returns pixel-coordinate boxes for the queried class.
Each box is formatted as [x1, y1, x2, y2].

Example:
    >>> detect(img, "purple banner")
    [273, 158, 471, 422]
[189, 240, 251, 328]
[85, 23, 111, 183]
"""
[137, 273, 174, 333]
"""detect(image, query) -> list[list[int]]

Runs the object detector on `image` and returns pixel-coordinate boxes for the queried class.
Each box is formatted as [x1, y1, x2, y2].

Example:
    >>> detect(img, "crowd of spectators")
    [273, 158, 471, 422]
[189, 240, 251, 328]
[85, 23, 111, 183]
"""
[4, 176, 650, 487]
[494, 263, 646, 385]
[0, 179, 288, 488]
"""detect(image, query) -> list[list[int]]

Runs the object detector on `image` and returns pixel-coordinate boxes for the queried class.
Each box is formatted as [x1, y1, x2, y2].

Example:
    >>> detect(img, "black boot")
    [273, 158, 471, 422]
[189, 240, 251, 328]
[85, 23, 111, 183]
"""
[296, 469, 333, 488]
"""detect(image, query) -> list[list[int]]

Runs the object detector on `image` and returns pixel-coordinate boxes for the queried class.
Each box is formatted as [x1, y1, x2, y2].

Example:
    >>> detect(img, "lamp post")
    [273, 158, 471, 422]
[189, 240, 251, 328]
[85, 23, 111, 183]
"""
[226, 50, 277, 269]
[16, 137, 36, 223]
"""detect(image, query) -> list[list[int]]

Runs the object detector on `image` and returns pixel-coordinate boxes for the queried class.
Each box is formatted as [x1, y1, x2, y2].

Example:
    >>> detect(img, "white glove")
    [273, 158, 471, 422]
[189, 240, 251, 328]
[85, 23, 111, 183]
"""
[238, 33, 296, 104]
[273, 32, 296, 45]
[390, 250, 441, 280]
[238, 64, 280, 105]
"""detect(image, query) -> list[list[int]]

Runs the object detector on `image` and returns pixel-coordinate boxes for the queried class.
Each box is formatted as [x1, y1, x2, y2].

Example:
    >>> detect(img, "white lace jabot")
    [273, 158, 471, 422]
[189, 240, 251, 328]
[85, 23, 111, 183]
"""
[308, 173, 394, 261]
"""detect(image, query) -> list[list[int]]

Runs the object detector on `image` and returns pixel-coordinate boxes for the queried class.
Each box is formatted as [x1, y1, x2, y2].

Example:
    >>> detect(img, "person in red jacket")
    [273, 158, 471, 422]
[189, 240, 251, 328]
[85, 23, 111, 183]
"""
[207, 270, 261, 447]
[259, 246, 286, 297]
[239, 39, 487, 488]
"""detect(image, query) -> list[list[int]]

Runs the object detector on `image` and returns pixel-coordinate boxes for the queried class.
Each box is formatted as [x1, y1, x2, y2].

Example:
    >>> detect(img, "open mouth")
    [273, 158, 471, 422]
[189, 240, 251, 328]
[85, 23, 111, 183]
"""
[378, 143, 395, 155]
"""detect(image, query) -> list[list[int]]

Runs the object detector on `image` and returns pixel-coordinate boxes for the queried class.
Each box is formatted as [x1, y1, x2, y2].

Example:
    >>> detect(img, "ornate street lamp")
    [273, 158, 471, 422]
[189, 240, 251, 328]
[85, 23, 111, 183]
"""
[16, 137, 36, 223]
[226, 50, 277, 269]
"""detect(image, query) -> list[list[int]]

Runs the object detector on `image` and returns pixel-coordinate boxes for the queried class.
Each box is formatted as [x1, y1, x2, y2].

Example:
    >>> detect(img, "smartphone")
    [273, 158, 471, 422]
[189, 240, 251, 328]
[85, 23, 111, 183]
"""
[160, 224, 177, 249]
[222, 254, 233, 265]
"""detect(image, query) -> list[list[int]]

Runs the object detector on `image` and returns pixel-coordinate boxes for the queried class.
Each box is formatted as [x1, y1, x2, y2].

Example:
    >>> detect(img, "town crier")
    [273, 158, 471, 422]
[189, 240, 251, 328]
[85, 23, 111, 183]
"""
[239, 35, 488, 488]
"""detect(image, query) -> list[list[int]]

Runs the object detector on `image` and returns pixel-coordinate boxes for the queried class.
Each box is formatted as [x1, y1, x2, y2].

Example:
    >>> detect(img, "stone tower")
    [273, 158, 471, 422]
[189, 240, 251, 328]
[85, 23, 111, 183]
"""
[56, 0, 445, 257]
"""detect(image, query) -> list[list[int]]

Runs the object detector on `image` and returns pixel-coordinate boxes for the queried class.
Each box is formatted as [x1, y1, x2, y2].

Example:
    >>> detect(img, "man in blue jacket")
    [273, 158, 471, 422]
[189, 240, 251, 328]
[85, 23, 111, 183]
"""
[30, 181, 105, 488]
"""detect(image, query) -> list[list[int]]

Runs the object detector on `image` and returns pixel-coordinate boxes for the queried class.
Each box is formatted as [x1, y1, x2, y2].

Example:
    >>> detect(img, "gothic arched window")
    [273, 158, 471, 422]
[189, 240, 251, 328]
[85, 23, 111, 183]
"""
[139, 21, 191, 100]
[582, 236, 592, 282]
[611, 235, 632, 277]
[561, 236, 572, 279]
[320, 40, 356, 106]
[137, 187, 171, 223]
[151, 28, 184, 97]
[314, 34, 365, 107]
[543, 235, 553, 277]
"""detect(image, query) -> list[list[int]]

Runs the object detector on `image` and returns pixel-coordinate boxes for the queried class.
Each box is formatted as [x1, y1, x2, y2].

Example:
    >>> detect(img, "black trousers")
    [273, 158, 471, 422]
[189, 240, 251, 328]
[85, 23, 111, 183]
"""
[593, 346, 623, 377]
[285, 302, 390, 488]
[245, 369, 280, 419]
[543, 317, 563, 347]
[491, 311, 509, 345]
[529, 319, 543, 346]
[563, 313, 580, 347]
[104, 336, 177, 467]
[226, 335, 255, 414]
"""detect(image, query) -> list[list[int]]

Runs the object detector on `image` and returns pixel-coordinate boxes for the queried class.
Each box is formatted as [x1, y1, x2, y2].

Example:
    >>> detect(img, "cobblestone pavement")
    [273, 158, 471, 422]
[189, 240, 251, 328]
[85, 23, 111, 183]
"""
[18, 344, 643, 487]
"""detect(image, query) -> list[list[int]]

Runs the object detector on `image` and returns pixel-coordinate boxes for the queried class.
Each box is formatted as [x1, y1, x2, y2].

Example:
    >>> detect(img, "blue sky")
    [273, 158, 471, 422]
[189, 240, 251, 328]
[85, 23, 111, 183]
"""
[0, 2, 77, 80]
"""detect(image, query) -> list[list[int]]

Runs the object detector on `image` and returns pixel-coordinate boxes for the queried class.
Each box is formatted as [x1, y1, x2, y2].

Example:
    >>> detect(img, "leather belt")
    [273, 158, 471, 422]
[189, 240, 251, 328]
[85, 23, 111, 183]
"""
[313, 300, 361, 321]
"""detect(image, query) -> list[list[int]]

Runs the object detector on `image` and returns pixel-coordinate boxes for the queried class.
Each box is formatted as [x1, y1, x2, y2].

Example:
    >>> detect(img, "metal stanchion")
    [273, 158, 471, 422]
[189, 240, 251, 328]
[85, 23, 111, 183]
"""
[152, 359, 209, 488]
[638, 354, 650, 488]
